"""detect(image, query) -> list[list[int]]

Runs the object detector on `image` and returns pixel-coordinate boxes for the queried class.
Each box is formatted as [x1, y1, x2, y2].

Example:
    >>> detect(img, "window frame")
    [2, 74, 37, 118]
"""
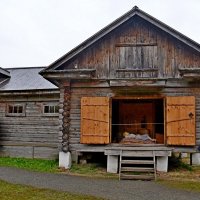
[6, 103, 26, 117]
[42, 103, 59, 116]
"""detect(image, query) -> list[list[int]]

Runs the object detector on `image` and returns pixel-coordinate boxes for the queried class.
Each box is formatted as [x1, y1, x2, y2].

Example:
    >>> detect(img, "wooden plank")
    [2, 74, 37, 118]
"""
[80, 97, 111, 144]
[122, 150, 154, 157]
[116, 68, 158, 72]
[166, 96, 195, 145]
[121, 167, 154, 172]
[115, 43, 157, 47]
[121, 160, 154, 164]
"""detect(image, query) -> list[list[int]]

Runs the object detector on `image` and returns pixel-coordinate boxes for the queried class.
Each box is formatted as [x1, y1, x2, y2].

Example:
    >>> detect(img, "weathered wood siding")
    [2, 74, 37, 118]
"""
[59, 16, 200, 79]
[0, 92, 59, 159]
[55, 15, 200, 152]
[67, 86, 200, 151]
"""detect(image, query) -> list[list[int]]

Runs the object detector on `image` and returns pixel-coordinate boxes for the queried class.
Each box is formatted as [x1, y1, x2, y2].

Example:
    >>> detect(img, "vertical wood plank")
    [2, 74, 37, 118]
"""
[166, 96, 195, 146]
[81, 97, 110, 144]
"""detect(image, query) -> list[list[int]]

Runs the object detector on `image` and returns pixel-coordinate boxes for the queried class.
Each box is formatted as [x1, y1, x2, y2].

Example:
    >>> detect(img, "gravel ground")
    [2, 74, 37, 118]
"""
[0, 166, 199, 200]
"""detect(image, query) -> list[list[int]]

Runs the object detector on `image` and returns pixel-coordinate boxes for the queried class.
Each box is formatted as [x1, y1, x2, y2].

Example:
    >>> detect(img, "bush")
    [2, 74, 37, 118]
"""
[168, 153, 192, 171]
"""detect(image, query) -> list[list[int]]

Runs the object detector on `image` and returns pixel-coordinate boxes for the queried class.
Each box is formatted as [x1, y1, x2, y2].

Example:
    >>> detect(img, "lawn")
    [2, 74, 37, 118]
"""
[1, 156, 200, 192]
[0, 179, 104, 200]
[158, 166, 200, 192]
[0, 157, 58, 173]
[0, 157, 116, 178]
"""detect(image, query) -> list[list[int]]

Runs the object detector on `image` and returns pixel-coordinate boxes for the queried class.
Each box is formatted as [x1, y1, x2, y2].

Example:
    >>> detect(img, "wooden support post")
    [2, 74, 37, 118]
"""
[61, 86, 71, 152]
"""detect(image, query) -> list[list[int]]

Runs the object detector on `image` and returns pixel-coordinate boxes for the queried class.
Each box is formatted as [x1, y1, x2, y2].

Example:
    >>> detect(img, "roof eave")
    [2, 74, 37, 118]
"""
[0, 67, 11, 78]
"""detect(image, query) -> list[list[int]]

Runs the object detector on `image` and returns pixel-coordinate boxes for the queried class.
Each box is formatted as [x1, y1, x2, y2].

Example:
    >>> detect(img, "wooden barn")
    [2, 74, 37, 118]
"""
[0, 67, 60, 159]
[40, 6, 200, 178]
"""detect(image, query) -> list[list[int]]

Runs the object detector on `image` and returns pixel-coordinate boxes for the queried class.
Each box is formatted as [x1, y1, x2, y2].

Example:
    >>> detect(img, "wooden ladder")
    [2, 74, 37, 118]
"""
[119, 150, 156, 180]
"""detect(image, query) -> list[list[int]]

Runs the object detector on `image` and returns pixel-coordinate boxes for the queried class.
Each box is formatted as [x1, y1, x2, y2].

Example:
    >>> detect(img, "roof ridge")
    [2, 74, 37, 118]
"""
[6, 66, 46, 70]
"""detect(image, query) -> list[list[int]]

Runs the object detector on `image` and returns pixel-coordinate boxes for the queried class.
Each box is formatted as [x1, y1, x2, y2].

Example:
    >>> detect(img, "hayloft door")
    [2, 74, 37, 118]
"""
[166, 96, 195, 145]
[81, 97, 111, 144]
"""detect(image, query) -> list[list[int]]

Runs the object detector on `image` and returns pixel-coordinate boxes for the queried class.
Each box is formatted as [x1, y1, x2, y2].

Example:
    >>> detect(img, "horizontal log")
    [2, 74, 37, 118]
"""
[116, 68, 158, 72]
[0, 141, 58, 147]
[115, 43, 157, 47]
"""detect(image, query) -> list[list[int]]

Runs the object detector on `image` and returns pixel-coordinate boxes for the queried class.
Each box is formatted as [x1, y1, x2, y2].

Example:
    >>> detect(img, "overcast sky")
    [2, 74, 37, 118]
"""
[0, 0, 200, 68]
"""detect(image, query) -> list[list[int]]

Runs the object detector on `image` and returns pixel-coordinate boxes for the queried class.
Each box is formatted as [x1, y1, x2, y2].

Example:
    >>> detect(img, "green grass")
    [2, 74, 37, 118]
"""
[159, 180, 200, 192]
[0, 157, 59, 173]
[70, 163, 99, 175]
[0, 157, 117, 178]
[0, 180, 104, 200]
[69, 163, 117, 178]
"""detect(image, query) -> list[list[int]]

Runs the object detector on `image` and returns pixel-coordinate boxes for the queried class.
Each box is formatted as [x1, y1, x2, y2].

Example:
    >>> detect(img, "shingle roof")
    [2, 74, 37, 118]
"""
[0, 67, 58, 91]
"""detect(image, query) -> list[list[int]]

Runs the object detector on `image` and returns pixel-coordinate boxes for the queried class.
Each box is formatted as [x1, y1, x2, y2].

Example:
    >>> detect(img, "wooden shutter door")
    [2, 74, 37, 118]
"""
[81, 97, 111, 144]
[166, 96, 195, 145]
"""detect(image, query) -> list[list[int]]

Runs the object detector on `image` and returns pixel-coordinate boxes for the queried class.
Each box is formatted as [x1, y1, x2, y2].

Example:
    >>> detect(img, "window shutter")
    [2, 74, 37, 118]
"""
[81, 97, 111, 144]
[166, 96, 195, 146]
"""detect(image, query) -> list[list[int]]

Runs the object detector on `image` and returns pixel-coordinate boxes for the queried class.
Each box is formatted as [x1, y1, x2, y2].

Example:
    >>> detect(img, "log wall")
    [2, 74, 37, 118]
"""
[68, 86, 200, 152]
[0, 92, 60, 159]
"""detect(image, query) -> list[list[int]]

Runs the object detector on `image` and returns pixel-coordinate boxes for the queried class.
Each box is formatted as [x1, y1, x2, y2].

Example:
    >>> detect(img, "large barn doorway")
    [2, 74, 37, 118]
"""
[112, 98, 164, 144]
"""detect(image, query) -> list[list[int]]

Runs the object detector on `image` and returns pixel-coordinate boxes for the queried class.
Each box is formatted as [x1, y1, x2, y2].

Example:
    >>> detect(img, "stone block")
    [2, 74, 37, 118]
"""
[156, 156, 168, 172]
[192, 153, 200, 165]
[107, 155, 118, 173]
[59, 151, 72, 169]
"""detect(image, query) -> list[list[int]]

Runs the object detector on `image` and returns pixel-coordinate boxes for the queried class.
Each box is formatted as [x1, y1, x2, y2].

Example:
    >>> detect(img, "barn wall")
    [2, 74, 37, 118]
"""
[68, 85, 200, 152]
[0, 92, 60, 159]
[60, 16, 200, 79]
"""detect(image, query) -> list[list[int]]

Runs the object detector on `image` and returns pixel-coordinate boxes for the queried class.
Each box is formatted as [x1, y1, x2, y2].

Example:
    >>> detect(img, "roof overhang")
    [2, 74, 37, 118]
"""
[0, 67, 10, 78]
[40, 69, 96, 86]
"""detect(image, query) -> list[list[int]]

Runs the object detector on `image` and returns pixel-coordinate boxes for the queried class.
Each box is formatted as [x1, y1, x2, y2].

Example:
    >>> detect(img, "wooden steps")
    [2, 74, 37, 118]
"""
[119, 150, 156, 181]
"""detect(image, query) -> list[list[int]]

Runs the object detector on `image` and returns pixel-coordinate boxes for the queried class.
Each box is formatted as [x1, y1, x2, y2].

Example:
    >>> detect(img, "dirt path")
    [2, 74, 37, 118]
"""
[0, 167, 199, 200]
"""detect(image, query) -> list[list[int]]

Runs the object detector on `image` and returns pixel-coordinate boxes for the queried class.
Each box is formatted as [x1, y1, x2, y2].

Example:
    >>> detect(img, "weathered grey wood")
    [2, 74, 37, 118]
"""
[55, 17, 200, 80]
[115, 43, 157, 47]
[116, 68, 158, 72]
[121, 167, 154, 172]
[0, 92, 60, 159]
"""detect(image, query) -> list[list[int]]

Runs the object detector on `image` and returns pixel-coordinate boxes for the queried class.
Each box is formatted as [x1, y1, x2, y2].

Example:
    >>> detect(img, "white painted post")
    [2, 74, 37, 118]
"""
[156, 156, 168, 172]
[59, 151, 72, 169]
[192, 153, 200, 165]
[107, 155, 118, 173]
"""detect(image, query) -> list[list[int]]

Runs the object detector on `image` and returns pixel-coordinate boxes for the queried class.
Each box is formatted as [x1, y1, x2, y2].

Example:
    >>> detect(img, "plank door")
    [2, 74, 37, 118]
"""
[166, 96, 195, 145]
[81, 97, 111, 144]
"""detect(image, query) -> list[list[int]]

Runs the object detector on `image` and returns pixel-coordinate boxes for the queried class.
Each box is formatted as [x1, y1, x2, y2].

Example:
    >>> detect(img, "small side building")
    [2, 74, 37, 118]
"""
[0, 67, 60, 159]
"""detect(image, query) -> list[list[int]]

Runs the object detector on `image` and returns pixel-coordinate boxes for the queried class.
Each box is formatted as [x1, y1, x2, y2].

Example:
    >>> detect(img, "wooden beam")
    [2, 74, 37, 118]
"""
[116, 43, 157, 47]
[109, 80, 166, 87]
[116, 68, 158, 72]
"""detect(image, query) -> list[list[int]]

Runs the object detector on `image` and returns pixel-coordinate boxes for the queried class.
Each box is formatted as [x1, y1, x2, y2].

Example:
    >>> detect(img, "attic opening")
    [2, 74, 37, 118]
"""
[112, 98, 164, 144]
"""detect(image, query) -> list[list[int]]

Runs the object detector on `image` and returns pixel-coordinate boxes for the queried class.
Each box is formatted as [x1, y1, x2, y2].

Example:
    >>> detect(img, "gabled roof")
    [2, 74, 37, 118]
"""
[41, 6, 200, 73]
[0, 67, 58, 91]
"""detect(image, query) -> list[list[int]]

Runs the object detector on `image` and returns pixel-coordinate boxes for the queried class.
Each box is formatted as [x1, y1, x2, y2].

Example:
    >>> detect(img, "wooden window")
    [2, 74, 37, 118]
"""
[117, 45, 158, 78]
[81, 97, 111, 144]
[43, 104, 59, 115]
[6, 104, 25, 117]
[166, 96, 195, 146]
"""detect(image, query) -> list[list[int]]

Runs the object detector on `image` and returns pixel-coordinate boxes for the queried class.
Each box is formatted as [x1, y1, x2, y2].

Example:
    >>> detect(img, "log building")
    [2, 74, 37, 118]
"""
[40, 6, 200, 176]
[0, 67, 59, 159]
[1, 6, 200, 178]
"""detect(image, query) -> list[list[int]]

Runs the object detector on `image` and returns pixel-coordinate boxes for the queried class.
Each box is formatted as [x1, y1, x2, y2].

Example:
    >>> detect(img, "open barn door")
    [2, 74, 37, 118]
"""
[166, 96, 195, 146]
[81, 97, 111, 144]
